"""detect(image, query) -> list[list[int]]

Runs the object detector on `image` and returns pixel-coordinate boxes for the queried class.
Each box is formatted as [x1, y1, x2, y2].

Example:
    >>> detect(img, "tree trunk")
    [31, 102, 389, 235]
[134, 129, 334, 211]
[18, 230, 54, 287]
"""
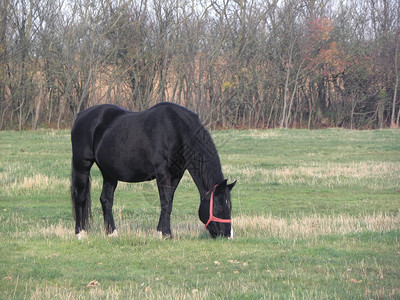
[32, 74, 44, 130]
[391, 38, 399, 127]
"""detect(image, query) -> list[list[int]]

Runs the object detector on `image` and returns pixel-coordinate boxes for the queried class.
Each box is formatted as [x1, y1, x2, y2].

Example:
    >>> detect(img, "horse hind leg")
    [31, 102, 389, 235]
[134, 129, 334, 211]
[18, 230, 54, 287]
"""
[100, 176, 118, 236]
[71, 165, 92, 238]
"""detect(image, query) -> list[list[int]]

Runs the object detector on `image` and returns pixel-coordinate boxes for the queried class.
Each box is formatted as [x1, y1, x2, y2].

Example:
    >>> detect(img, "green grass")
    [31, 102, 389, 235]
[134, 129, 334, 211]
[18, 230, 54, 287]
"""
[0, 128, 399, 299]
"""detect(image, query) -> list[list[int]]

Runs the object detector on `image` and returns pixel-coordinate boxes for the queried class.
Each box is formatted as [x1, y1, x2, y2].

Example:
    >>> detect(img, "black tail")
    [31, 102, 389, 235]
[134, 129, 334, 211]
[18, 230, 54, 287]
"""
[71, 166, 92, 231]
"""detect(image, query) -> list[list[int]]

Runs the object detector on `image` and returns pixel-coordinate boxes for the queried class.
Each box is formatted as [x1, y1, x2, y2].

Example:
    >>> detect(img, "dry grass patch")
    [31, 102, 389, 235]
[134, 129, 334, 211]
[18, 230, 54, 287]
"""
[1, 173, 70, 196]
[240, 130, 282, 139]
[27, 282, 215, 300]
[224, 161, 400, 188]
[234, 213, 400, 239]
[5, 211, 398, 241]
[275, 161, 400, 179]
[36, 222, 75, 239]
[1, 215, 74, 240]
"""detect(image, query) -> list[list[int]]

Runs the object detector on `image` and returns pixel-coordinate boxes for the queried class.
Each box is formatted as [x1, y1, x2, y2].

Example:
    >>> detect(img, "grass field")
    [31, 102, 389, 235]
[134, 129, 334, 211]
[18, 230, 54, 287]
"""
[0, 128, 399, 299]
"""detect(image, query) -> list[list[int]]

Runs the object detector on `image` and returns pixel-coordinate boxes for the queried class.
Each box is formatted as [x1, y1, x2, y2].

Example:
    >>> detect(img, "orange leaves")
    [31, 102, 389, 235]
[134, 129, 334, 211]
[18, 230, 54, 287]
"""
[305, 18, 348, 77]
[318, 41, 348, 75]
[309, 18, 334, 43]
[304, 18, 334, 56]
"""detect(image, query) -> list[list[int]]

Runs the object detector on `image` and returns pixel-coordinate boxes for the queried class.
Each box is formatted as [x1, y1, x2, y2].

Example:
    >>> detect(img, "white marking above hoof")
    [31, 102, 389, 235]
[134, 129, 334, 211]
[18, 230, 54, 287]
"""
[229, 227, 234, 240]
[109, 230, 119, 238]
[157, 231, 172, 239]
[77, 230, 87, 240]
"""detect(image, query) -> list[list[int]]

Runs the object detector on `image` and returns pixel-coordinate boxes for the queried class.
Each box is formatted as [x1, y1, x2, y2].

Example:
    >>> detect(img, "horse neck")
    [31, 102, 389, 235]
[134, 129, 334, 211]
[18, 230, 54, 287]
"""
[188, 154, 224, 197]
[184, 125, 224, 196]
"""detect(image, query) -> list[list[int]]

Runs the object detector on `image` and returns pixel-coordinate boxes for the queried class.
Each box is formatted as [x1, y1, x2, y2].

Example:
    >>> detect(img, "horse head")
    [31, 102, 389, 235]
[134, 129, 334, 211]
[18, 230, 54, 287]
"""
[199, 179, 236, 239]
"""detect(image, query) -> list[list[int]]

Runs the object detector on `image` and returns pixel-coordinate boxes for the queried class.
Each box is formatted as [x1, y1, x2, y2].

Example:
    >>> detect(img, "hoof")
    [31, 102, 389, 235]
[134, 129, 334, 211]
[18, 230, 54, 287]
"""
[77, 230, 87, 240]
[229, 227, 234, 240]
[108, 230, 119, 238]
[157, 231, 172, 239]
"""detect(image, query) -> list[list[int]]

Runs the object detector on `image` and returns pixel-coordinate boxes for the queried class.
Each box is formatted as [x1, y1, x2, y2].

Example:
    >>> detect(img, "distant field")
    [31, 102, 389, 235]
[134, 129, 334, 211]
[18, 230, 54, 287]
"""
[0, 129, 399, 299]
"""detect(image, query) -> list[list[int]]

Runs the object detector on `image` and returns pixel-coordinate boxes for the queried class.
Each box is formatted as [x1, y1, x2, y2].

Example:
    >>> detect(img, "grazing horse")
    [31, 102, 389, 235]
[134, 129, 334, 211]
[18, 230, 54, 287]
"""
[71, 103, 236, 239]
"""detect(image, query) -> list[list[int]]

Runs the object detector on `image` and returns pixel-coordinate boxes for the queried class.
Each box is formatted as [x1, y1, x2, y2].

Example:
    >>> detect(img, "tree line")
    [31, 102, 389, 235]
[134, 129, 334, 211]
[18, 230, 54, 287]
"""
[1, 0, 399, 130]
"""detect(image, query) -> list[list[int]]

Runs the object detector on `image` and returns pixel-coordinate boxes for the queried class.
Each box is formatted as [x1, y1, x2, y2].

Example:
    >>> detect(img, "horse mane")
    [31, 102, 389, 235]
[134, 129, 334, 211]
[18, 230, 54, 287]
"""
[184, 119, 224, 190]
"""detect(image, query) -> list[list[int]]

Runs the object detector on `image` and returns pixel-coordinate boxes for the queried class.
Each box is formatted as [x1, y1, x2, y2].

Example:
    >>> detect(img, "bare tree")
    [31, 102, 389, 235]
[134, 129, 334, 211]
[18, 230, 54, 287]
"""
[1, 0, 400, 129]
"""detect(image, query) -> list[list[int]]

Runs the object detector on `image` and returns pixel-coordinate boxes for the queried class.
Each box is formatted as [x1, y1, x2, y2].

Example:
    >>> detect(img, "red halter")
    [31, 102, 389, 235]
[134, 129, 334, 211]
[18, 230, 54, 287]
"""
[204, 184, 232, 229]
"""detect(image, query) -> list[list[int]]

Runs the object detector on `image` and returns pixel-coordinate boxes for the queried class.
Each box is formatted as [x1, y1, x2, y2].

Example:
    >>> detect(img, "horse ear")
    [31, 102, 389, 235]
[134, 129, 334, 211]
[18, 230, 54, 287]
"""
[228, 180, 237, 191]
[215, 179, 228, 194]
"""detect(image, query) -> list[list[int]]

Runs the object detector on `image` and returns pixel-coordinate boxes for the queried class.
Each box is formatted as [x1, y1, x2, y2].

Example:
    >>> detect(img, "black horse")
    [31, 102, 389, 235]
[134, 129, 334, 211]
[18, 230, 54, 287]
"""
[71, 103, 236, 239]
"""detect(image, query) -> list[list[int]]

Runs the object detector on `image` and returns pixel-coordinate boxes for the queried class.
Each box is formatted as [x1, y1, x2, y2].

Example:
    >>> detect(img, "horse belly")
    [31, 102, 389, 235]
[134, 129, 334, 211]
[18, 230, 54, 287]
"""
[96, 152, 155, 182]
[95, 133, 155, 183]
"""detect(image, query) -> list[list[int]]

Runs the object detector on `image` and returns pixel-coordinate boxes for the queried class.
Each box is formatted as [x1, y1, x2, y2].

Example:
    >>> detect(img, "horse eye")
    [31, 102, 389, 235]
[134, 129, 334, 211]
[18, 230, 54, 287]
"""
[215, 204, 224, 212]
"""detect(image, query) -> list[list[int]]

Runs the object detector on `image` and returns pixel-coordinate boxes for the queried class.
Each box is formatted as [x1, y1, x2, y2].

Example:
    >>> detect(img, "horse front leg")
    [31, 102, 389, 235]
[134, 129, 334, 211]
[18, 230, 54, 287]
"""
[100, 176, 118, 236]
[156, 184, 176, 238]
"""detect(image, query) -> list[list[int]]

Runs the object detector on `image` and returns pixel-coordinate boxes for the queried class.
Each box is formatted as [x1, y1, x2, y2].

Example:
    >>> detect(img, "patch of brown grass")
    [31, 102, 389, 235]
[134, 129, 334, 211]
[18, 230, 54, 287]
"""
[1, 173, 70, 196]
[223, 161, 400, 188]
[234, 213, 400, 239]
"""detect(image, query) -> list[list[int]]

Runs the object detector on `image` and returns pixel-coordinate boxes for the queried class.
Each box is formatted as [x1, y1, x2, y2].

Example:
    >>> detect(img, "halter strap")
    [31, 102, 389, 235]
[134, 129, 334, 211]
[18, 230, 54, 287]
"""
[203, 184, 232, 229]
